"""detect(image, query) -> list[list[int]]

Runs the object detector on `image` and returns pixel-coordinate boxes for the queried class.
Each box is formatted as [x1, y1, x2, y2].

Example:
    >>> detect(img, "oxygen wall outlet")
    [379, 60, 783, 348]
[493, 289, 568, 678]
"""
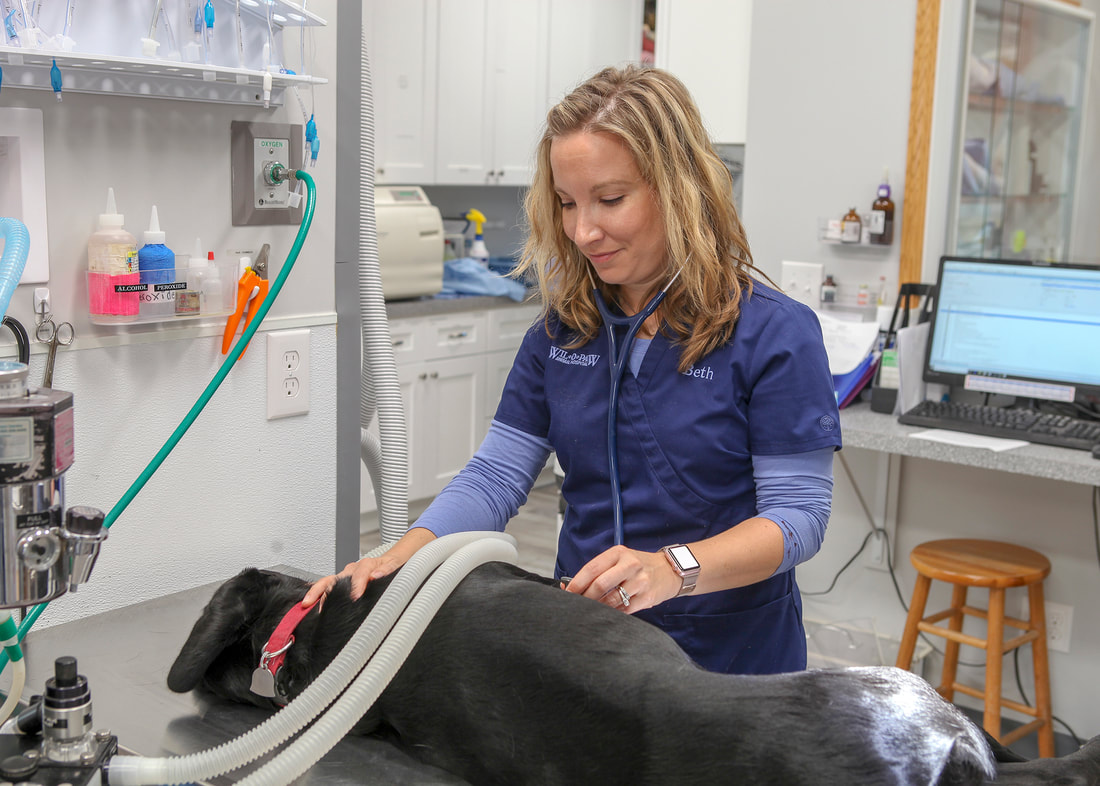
[267, 329, 310, 419]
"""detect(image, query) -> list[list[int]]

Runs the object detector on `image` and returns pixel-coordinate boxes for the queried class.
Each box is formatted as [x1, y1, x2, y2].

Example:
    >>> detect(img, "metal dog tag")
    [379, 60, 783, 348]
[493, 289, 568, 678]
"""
[250, 667, 277, 698]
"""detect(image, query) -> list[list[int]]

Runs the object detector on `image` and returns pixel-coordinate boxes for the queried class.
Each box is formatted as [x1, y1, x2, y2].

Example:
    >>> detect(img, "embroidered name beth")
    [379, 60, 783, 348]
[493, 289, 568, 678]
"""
[549, 347, 600, 367]
[681, 365, 714, 380]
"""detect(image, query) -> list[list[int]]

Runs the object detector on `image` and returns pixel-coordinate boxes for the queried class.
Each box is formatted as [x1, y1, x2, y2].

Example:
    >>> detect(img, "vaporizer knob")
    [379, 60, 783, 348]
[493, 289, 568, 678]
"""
[65, 506, 105, 535]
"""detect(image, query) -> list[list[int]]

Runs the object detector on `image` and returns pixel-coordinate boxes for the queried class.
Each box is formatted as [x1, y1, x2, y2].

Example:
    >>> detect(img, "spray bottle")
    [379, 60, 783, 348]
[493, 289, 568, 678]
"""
[87, 188, 139, 323]
[464, 209, 490, 268]
[138, 206, 176, 318]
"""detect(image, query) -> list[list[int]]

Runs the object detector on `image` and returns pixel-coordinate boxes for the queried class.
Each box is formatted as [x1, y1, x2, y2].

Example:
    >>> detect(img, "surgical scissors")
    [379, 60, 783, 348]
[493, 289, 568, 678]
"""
[36, 317, 75, 389]
[594, 266, 683, 547]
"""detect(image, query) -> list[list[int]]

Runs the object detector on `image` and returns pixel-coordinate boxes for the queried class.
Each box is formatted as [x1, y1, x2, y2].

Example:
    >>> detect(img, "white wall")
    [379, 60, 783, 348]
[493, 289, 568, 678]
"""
[0, 0, 342, 626]
[743, 0, 1100, 739]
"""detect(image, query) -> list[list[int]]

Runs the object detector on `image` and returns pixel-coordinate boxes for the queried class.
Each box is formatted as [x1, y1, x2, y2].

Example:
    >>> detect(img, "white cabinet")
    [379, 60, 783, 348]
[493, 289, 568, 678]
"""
[365, 0, 439, 184]
[360, 304, 540, 514]
[368, 0, 642, 186]
[435, 0, 550, 185]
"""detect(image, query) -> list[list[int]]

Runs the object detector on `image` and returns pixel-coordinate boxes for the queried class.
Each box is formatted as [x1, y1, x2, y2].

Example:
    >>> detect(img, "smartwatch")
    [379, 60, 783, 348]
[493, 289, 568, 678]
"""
[661, 544, 700, 597]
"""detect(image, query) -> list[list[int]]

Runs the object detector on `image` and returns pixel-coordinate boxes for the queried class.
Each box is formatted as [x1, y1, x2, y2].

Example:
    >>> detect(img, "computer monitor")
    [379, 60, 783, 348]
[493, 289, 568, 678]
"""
[923, 256, 1100, 404]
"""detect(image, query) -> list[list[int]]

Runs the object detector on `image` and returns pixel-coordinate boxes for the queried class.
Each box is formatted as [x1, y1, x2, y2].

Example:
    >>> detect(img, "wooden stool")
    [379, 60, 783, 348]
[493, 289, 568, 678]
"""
[895, 539, 1055, 757]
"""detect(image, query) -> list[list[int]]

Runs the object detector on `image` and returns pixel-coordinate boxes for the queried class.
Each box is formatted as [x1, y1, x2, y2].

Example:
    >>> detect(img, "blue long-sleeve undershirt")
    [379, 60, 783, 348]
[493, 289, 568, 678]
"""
[413, 420, 834, 577]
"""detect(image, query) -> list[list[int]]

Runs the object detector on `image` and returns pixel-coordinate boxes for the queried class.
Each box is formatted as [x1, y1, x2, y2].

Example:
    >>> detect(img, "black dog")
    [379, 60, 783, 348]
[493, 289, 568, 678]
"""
[168, 563, 1100, 785]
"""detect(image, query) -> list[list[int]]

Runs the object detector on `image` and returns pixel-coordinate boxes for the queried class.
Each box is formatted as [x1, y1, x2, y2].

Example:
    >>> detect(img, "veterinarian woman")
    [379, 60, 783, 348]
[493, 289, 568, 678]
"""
[305, 65, 842, 675]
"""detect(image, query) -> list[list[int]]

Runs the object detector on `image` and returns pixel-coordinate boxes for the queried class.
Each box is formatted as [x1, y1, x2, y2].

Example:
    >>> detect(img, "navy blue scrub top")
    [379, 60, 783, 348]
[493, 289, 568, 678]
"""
[495, 283, 842, 675]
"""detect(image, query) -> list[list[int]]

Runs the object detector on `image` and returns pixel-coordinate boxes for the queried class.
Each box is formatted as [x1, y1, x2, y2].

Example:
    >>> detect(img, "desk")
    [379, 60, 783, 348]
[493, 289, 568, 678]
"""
[21, 567, 468, 785]
[840, 402, 1100, 487]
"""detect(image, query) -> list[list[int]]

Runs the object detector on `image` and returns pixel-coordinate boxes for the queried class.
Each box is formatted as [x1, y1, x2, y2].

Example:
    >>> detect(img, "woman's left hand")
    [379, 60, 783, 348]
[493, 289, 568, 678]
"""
[563, 545, 679, 613]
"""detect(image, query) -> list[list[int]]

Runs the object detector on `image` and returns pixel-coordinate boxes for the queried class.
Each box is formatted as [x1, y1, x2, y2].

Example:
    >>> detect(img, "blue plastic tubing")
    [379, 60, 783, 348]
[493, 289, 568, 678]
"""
[0, 217, 31, 319]
[1, 172, 316, 667]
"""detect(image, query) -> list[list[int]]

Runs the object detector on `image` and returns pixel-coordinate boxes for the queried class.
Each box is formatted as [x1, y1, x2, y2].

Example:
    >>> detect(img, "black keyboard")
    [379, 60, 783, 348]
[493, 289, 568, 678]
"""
[898, 400, 1100, 452]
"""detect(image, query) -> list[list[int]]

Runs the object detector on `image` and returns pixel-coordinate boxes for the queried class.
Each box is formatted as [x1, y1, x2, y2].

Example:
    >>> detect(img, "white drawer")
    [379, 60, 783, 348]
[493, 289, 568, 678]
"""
[423, 313, 487, 360]
[487, 304, 541, 352]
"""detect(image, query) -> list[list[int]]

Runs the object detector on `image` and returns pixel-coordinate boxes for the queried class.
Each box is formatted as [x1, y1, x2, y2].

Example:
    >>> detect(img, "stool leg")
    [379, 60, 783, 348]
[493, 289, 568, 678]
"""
[1028, 582, 1055, 757]
[896, 575, 932, 670]
[984, 587, 1006, 742]
[939, 583, 968, 701]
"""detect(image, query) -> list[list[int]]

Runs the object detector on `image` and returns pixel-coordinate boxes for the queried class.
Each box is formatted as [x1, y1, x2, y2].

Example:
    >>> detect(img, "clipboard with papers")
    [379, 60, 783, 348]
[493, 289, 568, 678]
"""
[814, 311, 881, 409]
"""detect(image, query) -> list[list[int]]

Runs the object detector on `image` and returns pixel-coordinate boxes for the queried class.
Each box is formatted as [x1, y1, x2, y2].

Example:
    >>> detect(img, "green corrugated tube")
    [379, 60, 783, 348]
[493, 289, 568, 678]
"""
[1, 171, 316, 669]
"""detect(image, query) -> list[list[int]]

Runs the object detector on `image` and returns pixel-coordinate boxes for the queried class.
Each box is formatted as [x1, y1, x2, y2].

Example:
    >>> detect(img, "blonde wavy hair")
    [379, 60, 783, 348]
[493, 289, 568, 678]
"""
[515, 65, 769, 373]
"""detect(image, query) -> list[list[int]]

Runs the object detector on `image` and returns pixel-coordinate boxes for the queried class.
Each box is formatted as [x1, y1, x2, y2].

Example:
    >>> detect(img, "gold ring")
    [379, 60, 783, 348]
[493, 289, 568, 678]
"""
[617, 586, 630, 607]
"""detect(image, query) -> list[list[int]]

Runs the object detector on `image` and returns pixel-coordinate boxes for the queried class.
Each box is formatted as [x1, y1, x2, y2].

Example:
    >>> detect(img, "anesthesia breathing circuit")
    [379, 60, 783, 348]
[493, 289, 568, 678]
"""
[0, 169, 328, 785]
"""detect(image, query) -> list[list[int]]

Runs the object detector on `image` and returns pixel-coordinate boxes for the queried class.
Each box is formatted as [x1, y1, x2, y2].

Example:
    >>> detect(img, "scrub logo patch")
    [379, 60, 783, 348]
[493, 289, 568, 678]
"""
[548, 347, 599, 367]
[818, 414, 837, 431]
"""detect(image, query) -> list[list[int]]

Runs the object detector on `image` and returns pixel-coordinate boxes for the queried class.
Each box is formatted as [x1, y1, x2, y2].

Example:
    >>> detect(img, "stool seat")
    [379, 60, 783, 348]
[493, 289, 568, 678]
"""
[910, 539, 1051, 588]
[896, 538, 1054, 757]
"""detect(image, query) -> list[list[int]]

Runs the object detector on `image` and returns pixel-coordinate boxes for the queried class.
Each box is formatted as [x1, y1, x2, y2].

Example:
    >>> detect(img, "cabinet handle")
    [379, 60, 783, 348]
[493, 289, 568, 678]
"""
[447, 331, 469, 340]
[392, 339, 405, 347]
[430, 372, 439, 379]
[419, 373, 427, 380]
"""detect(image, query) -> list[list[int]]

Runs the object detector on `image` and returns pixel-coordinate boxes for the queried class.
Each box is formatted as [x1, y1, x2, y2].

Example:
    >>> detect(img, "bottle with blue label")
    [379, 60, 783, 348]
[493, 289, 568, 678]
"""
[138, 205, 176, 318]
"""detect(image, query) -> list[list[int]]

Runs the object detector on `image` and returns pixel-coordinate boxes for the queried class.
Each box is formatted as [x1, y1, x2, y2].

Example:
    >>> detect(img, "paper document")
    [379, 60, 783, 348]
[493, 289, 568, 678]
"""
[908, 429, 1029, 452]
[815, 311, 881, 375]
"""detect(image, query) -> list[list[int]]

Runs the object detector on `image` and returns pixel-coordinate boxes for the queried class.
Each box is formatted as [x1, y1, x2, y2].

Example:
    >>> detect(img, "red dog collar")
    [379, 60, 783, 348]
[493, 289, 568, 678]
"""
[250, 602, 313, 702]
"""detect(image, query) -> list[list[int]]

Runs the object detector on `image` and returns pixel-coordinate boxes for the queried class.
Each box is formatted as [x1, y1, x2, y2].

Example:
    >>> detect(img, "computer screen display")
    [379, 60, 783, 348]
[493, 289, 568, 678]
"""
[924, 256, 1100, 403]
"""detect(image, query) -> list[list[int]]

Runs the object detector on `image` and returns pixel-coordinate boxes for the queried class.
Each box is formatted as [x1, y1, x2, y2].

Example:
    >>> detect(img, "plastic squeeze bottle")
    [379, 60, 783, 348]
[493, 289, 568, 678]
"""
[87, 187, 140, 323]
[465, 208, 490, 267]
[201, 251, 226, 313]
[138, 205, 176, 317]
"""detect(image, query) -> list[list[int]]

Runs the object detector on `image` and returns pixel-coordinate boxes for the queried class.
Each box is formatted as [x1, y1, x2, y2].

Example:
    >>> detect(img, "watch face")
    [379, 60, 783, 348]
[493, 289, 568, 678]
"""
[669, 545, 699, 572]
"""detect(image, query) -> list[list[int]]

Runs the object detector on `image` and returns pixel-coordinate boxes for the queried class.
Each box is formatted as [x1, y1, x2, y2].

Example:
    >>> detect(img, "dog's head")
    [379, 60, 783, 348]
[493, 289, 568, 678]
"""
[166, 568, 314, 708]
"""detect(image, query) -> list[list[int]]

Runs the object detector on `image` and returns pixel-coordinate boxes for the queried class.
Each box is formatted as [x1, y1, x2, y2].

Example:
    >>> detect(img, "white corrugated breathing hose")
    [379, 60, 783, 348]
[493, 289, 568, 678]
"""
[106, 531, 516, 786]
[236, 534, 519, 786]
[357, 28, 409, 544]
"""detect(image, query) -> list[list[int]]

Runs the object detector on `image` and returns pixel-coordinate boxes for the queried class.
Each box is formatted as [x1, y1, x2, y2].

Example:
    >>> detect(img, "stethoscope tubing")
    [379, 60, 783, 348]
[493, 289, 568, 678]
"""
[594, 287, 668, 547]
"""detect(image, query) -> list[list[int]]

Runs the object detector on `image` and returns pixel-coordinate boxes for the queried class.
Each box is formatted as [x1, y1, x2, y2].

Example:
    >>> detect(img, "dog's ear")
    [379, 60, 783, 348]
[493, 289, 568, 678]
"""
[167, 568, 282, 693]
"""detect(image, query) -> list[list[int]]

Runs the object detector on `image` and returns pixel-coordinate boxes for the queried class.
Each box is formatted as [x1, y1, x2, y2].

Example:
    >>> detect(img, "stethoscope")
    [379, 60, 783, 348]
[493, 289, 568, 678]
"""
[593, 267, 683, 547]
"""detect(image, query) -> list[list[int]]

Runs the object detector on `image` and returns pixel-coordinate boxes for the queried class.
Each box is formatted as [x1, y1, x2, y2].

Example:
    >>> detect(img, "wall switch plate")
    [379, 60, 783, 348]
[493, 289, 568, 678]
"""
[781, 260, 824, 310]
[267, 329, 311, 419]
[230, 120, 304, 226]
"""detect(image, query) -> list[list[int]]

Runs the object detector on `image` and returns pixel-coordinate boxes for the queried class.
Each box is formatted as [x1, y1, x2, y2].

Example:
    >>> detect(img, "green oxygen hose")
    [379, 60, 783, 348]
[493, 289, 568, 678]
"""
[1, 171, 316, 670]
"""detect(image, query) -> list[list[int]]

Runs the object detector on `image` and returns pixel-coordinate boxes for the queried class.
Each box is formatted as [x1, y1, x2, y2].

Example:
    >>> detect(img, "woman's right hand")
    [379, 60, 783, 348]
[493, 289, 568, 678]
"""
[300, 526, 437, 609]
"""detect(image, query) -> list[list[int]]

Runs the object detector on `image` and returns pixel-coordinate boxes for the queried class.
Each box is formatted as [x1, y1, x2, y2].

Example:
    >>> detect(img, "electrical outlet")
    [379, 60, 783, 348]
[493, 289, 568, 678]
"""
[780, 260, 824, 310]
[267, 329, 310, 419]
[866, 529, 888, 569]
[1046, 601, 1073, 653]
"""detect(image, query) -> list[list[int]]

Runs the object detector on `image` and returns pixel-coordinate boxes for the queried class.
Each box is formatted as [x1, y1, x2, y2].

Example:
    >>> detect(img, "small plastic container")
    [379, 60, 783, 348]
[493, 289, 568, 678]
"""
[87, 188, 140, 323]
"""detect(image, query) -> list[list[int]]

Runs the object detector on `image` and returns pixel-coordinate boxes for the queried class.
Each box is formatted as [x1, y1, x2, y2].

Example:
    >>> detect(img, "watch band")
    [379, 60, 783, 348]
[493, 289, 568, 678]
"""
[662, 544, 700, 597]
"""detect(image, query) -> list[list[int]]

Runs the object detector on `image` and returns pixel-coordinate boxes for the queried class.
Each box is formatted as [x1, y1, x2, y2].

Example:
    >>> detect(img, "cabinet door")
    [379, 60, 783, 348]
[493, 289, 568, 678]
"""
[365, 0, 439, 184]
[487, 0, 550, 185]
[547, 0, 642, 104]
[435, 0, 493, 184]
[421, 356, 486, 495]
[951, 0, 1092, 261]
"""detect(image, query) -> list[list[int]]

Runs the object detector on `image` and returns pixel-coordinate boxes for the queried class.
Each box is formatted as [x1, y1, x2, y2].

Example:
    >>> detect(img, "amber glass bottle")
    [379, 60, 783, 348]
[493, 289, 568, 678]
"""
[840, 208, 862, 244]
[870, 175, 895, 246]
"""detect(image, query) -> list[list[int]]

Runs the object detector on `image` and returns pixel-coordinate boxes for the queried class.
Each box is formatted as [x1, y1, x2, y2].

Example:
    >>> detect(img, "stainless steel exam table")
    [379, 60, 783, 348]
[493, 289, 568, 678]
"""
[19, 566, 469, 785]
